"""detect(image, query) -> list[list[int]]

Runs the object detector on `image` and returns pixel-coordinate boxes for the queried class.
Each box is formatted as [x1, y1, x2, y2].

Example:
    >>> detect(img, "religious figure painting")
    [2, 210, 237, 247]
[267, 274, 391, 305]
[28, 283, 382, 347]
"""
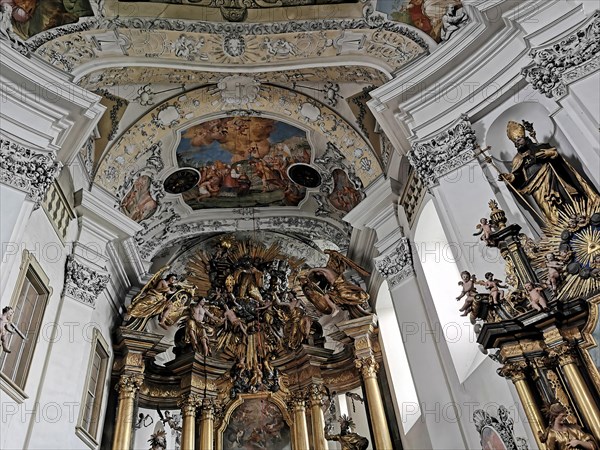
[328, 169, 362, 212]
[376, 0, 464, 42]
[223, 399, 291, 450]
[176, 117, 311, 209]
[5, 0, 94, 39]
[120, 175, 158, 222]
[480, 427, 509, 450]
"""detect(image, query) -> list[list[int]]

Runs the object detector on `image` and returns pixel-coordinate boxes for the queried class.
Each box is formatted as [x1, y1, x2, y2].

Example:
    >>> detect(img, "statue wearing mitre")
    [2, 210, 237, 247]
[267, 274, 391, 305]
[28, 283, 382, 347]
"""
[500, 120, 599, 224]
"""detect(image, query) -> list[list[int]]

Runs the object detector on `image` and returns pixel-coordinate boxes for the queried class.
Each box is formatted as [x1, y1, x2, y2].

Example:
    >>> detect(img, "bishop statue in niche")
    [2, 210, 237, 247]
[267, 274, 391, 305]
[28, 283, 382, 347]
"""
[500, 120, 599, 224]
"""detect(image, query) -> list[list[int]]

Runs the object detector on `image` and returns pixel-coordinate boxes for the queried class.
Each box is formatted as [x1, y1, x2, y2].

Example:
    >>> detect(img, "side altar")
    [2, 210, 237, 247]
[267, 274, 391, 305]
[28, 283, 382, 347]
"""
[459, 120, 600, 450]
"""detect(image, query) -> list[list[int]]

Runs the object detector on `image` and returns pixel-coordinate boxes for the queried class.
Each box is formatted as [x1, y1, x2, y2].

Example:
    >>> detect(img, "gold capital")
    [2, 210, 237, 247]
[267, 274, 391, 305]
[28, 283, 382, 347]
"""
[115, 374, 144, 399]
[498, 360, 528, 381]
[355, 356, 379, 379]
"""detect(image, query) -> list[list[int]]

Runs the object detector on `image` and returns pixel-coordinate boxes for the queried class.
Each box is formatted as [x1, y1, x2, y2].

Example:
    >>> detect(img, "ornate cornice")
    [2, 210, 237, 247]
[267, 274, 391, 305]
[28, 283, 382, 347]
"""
[24, 16, 429, 53]
[374, 237, 414, 287]
[407, 115, 477, 187]
[137, 215, 350, 260]
[62, 255, 110, 308]
[0, 138, 62, 208]
[522, 11, 600, 99]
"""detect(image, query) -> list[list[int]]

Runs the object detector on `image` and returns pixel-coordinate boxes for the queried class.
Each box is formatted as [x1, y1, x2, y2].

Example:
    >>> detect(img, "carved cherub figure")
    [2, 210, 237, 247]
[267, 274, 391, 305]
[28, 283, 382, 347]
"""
[0, 306, 15, 353]
[477, 272, 507, 305]
[524, 282, 548, 312]
[456, 271, 478, 316]
[566, 216, 579, 232]
[474, 218, 495, 246]
[545, 253, 564, 294]
[558, 244, 574, 264]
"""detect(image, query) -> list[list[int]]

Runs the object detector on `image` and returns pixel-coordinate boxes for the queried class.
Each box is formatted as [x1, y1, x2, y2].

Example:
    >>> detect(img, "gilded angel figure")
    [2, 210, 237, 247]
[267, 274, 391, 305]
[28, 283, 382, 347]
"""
[298, 249, 370, 317]
[123, 268, 195, 331]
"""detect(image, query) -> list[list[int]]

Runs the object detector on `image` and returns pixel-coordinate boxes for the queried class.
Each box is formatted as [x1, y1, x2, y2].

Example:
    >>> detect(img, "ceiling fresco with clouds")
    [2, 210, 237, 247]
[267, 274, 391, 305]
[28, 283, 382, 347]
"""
[175, 117, 311, 209]
[0, 0, 472, 269]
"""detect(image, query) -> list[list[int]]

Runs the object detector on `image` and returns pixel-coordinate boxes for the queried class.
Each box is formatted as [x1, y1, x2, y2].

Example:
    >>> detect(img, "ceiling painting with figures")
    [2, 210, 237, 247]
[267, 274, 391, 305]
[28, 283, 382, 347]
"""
[174, 117, 312, 209]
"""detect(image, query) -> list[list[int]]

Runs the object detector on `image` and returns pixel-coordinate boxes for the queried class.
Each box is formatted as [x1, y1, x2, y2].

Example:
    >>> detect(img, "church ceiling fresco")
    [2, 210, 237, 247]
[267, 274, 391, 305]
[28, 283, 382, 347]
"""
[5, 0, 94, 39]
[328, 168, 362, 212]
[174, 117, 311, 209]
[120, 174, 159, 221]
[125, 0, 358, 23]
[96, 83, 380, 197]
[376, 0, 465, 42]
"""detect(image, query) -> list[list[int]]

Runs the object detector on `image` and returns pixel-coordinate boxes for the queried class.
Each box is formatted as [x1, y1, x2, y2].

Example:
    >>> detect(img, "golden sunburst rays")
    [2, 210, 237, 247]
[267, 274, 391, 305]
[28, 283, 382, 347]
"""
[184, 250, 212, 296]
[536, 198, 600, 301]
[184, 238, 306, 296]
[226, 239, 305, 270]
[571, 227, 600, 266]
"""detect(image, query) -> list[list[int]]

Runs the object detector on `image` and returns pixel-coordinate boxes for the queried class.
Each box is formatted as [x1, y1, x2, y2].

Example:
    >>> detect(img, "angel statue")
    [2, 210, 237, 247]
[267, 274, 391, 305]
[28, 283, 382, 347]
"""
[182, 298, 223, 356]
[456, 271, 478, 316]
[539, 403, 596, 450]
[298, 250, 370, 318]
[148, 429, 167, 450]
[123, 268, 195, 331]
[324, 414, 369, 450]
[476, 272, 507, 305]
[473, 218, 496, 246]
[275, 291, 312, 350]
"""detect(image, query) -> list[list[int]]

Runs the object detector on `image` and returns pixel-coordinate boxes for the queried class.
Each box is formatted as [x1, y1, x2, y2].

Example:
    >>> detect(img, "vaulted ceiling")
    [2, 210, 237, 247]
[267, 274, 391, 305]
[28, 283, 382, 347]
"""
[3, 0, 464, 267]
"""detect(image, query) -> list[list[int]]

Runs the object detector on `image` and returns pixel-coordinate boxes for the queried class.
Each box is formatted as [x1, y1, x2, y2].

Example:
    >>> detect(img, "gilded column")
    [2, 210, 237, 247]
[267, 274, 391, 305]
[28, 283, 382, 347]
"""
[199, 399, 215, 450]
[179, 394, 202, 450]
[112, 373, 143, 450]
[355, 356, 393, 450]
[498, 361, 545, 449]
[550, 343, 600, 440]
[307, 384, 327, 450]
[289, 393, 310, 450]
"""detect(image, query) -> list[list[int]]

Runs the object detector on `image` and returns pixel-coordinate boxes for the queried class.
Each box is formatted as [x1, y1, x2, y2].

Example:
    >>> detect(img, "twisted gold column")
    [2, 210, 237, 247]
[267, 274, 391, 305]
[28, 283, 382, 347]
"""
[499, 361, 546, 450]
[552, 345, 600, 440]
[307, 385, 327, 450]
[199, 400, 215, 450]
[355, 357, 392, 450]
[112, 374, 143, 450]
[290, 394, 310, 450]
[179, 394, 202, 450]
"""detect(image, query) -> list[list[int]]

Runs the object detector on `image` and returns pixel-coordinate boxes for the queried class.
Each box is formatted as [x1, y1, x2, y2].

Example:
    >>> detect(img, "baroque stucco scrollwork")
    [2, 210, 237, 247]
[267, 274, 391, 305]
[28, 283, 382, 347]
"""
[522, 11, 600, 99]
[374, 237, 414, 287]
[407, 115, 478, 187]
[62, 255, 111, 308]
[0, 138, 62, 208]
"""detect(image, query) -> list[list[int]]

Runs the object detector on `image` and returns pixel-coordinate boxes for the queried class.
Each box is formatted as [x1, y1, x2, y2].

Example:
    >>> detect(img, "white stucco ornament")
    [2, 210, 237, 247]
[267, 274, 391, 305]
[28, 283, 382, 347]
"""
[216, 75, 260, 106]
[299, 102, 321, 122]
[157, 106, 180, 127]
